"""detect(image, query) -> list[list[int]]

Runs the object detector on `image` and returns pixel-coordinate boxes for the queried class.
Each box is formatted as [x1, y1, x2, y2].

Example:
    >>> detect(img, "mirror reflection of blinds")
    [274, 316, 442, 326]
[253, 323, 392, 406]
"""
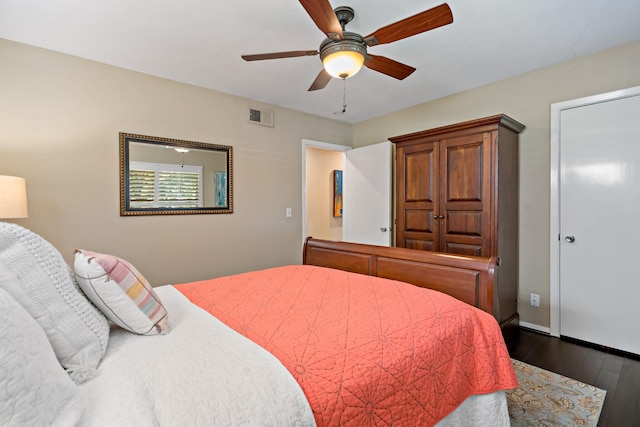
[158, 171, 199, 206]
[129, 170, 155, 203]
[128, 163, 203, 209]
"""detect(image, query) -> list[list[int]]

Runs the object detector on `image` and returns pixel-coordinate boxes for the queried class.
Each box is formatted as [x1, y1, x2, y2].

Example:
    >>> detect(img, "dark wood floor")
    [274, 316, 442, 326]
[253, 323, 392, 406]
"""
[506, 328, 640, 427]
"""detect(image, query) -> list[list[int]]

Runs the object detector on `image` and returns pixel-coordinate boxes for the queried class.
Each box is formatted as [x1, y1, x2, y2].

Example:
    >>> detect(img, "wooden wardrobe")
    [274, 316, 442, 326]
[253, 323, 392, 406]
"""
[389, 114, 525, 334]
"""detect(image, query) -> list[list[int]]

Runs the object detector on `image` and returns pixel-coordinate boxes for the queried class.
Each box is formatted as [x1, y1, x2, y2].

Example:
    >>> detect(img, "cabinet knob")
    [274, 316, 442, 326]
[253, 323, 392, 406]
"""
[565, 235, 576, 243]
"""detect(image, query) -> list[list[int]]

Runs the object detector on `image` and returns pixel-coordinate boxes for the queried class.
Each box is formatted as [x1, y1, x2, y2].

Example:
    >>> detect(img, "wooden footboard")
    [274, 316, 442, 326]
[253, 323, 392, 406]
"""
[303, 237, 498, 317]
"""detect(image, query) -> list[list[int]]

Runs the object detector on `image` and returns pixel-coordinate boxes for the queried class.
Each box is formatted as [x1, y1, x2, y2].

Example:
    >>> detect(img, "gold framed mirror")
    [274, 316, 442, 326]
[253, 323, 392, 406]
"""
[119, 133, 233, 216]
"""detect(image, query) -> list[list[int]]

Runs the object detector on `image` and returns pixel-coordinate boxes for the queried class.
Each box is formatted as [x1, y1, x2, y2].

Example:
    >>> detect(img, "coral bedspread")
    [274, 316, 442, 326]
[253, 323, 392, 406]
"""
[176, 265, 517, 426]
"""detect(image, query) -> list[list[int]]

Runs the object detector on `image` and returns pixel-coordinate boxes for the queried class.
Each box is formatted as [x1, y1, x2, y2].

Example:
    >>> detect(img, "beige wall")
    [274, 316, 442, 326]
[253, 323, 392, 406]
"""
[353, 40, 640, 328]
[305, 147, 344, 241]
[0, 39, 352, 285]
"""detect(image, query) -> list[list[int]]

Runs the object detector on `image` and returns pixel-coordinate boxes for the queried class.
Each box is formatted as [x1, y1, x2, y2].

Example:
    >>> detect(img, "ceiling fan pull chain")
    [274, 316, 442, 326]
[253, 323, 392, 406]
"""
[335, 77, 347, 115]
[342, 77, 347, 113]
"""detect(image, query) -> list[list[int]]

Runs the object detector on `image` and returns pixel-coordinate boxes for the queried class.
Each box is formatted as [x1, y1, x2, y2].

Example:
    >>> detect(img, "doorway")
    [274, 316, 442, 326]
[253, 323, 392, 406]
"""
[302, 140, 349, 244]
[302, 139, 392, 246]
[550, 86, 640, 354]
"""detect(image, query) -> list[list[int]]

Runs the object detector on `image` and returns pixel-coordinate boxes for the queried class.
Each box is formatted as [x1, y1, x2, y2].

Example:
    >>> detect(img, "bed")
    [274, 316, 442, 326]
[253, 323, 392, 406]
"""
[0, 224, 517, 427]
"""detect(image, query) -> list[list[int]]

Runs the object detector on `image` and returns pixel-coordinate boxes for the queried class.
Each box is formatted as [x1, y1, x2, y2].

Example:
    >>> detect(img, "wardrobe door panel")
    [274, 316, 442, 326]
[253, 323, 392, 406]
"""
[405, 150, 435, 202]
[403, 239, 436, 251]
[446, 211, 483, 236]
[396, 142, 439, 251]
[405, 209, 433, 232]
[440, 133, 492, 256]
[442, 242, 483, 256]
[443, 141, 483, 202]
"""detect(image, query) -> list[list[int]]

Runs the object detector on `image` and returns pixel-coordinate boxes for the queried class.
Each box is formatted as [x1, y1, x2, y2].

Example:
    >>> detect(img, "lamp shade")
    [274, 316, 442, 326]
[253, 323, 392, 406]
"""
[0, 175, 28, 219]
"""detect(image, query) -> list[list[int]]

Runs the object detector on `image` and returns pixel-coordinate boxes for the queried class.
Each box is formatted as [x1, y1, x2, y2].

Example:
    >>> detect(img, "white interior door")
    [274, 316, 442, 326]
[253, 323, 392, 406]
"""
[343, 141, 392, 246]
[558, 92, 640, 354]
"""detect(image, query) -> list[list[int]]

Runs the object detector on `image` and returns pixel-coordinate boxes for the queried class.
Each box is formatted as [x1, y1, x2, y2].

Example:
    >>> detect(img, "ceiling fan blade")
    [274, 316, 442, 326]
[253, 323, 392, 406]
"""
[364, 3, 453, 46]
[365, 55, 416, 80]
[242, 50, 319, 61]
[308, 69, 332, 91]
[299, 0, 343, 40]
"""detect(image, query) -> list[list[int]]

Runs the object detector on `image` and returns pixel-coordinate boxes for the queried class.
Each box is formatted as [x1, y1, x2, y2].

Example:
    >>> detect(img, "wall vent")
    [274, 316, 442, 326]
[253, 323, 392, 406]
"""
[248, 108, 274, 127]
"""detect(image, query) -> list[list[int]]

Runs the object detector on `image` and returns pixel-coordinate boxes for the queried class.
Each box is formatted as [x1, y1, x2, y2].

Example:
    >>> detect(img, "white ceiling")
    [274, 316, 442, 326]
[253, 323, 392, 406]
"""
[1, 0, 639, 123]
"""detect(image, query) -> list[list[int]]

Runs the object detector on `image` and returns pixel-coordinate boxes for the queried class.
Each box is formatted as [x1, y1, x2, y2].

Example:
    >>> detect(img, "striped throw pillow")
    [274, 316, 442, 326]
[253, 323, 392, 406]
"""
[74, 250, 169, 335]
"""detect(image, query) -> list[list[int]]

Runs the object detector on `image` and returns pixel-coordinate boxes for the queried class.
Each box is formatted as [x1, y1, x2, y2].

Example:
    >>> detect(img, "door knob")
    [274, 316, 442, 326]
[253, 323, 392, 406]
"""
[565, 236, 576, 243]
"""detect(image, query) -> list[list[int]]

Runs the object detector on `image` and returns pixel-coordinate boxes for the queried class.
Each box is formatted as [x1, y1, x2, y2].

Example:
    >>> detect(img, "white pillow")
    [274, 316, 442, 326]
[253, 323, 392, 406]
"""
[74, 249, 170, 336]
[0, 223, 110, 384]
[0, 287, 84, 426]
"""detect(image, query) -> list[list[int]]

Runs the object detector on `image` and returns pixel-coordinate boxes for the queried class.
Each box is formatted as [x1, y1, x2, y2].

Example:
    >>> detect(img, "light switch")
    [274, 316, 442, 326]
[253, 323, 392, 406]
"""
[286, 207, 292, 218]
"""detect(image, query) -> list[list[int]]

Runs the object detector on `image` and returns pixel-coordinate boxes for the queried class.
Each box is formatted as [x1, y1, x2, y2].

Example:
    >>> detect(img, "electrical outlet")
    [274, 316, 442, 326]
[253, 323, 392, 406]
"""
[530, 293, 540, 307]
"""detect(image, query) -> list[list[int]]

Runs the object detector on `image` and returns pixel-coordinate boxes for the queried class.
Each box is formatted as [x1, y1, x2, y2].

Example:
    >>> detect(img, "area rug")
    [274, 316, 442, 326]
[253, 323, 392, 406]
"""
[506, 359, 606, 427]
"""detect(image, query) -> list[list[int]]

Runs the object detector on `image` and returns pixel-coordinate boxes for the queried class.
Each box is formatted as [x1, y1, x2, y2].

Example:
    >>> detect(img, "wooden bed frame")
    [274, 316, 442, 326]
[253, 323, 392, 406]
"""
[303, 237, 502, 328]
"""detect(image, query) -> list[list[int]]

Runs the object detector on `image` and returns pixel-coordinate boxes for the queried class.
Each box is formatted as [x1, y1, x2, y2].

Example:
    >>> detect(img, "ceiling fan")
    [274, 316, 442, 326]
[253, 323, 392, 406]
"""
[241, 0, 453, 91]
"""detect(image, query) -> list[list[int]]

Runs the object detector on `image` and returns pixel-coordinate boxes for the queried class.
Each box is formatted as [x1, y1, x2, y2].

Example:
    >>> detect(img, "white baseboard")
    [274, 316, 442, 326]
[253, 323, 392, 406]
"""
[519, 321, 551, 335]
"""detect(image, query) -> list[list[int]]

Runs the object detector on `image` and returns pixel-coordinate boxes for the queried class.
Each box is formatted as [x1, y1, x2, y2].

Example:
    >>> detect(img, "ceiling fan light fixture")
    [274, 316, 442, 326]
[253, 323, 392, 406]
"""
[322, 49, 365, 79]
[320, 33, 367, 79]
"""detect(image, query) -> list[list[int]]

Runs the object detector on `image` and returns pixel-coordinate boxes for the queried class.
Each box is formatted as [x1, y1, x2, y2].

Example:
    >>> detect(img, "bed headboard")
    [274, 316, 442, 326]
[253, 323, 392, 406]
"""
[303, 237, 498, 316]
